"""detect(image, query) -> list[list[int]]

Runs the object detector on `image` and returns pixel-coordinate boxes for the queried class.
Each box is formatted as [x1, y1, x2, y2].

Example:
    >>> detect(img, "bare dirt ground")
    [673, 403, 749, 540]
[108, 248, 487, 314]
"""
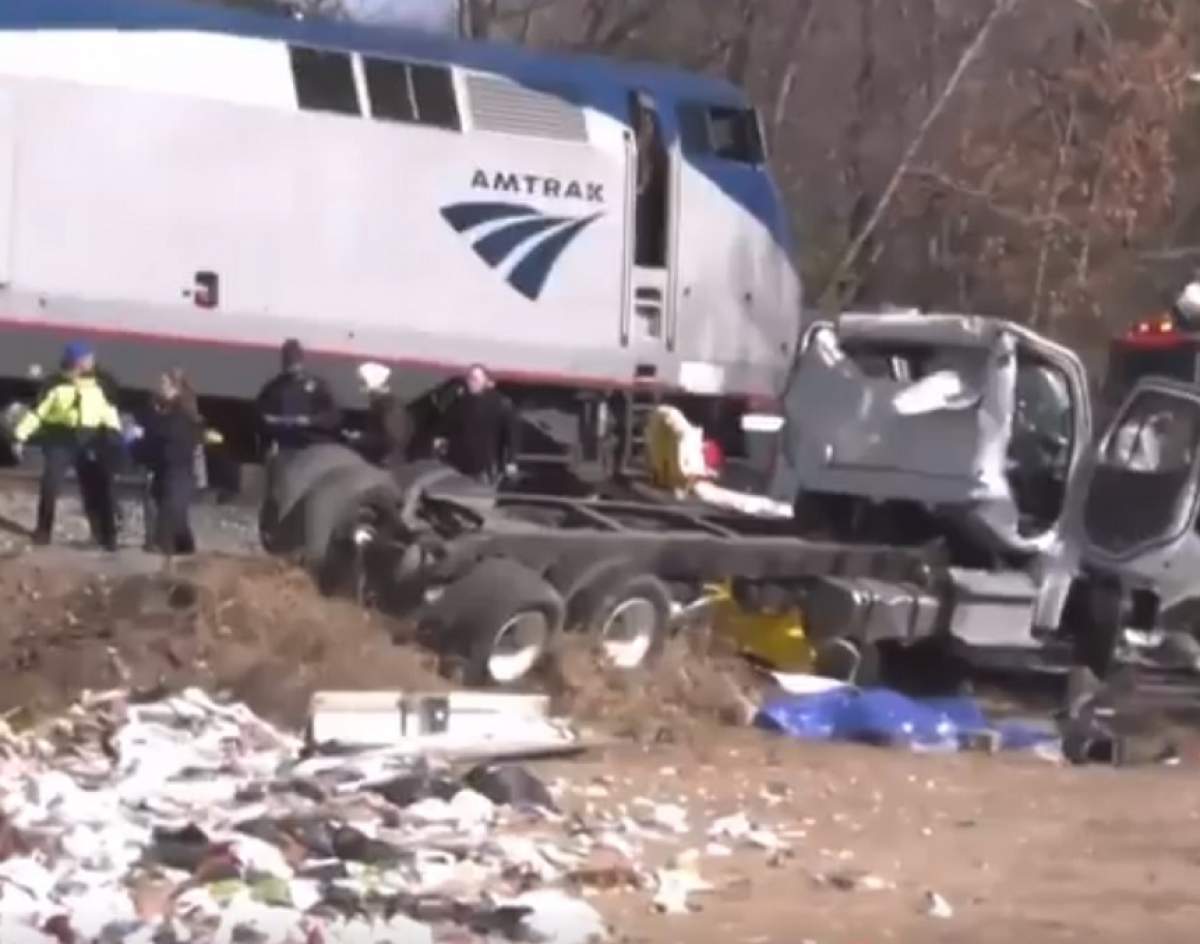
[0, 490, 1195, 943]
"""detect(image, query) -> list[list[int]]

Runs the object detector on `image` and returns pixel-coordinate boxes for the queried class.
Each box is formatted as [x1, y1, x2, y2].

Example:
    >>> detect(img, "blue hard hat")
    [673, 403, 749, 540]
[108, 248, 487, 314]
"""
[62, 340, 94, 368]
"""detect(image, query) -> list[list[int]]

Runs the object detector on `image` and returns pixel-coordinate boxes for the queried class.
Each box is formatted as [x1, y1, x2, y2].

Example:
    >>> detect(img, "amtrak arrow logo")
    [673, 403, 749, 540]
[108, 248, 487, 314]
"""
[440, 201, 603, 301]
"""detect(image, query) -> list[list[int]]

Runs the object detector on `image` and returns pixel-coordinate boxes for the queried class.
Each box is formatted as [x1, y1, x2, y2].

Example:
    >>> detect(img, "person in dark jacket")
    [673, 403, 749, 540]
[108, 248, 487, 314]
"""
[356, 362, 412, 470]
[254, 339, 340, 454]
[436, 364, 519, 484]
[138, 368, 202, 556]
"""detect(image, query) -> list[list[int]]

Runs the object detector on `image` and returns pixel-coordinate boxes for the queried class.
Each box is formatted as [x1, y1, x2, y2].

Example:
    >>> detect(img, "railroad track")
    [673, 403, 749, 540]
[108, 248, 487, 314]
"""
[0, 462, 262, 507]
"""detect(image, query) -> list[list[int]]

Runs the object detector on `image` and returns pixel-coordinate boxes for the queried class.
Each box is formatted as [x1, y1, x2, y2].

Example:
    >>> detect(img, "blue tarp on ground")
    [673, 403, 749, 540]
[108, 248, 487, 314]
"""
[755, 688, 1057, 752]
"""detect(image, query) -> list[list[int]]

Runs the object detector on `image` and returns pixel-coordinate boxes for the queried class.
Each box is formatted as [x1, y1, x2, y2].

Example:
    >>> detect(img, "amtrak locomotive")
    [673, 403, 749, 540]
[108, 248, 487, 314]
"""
[0, 0, 801, 462]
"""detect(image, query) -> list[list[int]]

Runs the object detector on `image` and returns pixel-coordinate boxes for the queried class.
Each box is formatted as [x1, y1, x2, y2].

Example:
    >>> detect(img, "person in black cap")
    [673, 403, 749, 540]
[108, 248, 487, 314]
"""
[254, 339, 340, 455]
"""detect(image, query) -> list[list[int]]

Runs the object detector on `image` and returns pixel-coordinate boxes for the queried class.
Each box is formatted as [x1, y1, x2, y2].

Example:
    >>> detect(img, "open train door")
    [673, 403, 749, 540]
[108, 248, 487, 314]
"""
[0, 91, 13, 287]
[621, 90, 673, 359]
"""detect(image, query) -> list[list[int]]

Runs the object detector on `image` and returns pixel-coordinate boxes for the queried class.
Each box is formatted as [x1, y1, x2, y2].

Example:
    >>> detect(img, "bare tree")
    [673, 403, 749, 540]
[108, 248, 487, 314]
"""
[817, 0, 1020, 309]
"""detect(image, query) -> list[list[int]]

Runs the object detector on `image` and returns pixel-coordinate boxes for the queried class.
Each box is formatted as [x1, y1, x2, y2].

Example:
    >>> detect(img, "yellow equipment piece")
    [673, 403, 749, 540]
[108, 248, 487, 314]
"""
[645, 404, 709, 494]
[707, 581, 813, 672]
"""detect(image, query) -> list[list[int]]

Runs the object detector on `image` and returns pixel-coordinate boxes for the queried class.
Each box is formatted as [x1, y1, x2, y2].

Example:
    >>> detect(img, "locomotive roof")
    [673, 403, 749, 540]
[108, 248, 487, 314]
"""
[0, 0, 747, 112]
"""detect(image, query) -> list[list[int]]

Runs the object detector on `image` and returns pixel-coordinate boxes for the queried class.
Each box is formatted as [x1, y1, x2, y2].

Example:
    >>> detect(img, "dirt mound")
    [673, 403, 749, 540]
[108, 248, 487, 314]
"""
[543, 624, 766, 750]
[0, 553, 445, 728]
[0, 550, 767, 739]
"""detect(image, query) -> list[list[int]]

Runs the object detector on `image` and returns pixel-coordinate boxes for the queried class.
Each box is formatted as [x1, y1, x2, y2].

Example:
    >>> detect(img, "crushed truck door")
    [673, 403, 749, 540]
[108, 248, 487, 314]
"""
[1075, 377, 1200, 619]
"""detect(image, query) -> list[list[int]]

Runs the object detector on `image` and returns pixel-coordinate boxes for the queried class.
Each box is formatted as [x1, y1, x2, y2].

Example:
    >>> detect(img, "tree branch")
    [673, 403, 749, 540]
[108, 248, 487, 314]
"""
[1138, 246, 1200, 261]
[907, 168, 1072, 228]
[817, 0, 1021, 309]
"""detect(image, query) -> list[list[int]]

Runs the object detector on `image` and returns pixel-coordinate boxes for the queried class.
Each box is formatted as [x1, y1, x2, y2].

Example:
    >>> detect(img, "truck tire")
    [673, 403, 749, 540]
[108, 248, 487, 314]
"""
[302, 463, 401, 582]
[390, 458, 462, 497]
[261, 445, 365, 553]
[435, 558, 566, 687]
[571, 570, 672, 671]
[544, 553, 630, 622]
[275, 444, 366, 520]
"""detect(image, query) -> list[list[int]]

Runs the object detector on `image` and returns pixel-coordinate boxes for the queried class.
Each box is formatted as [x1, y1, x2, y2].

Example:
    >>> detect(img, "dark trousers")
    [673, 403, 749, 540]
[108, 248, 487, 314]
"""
[205, 445, 240, 500]
[37, 437, 116, 546]
[146, 468, 195, 556]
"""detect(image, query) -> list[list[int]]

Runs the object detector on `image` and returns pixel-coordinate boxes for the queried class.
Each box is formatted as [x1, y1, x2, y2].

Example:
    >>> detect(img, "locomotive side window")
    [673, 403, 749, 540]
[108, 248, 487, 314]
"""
[707, 106, 764, 163]
[411, 64, 461, 130]
[678, 103, 765, 164]
[289, 46, 361, 116]
[364, 57, 461, 130]
[364, 57, 416, 122]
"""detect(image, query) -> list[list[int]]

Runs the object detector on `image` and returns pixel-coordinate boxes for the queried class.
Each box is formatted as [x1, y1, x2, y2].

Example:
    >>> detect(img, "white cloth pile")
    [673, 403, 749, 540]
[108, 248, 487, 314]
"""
[0, 688, 609, 944]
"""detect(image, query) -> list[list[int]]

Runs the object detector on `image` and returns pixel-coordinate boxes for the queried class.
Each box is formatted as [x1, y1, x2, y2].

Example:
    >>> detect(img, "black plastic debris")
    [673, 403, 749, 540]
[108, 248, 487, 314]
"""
[371, 772, 459, 809]
[230, 926, 268, 944]
[236, 816, 336, 860]
[147, 823, 212, 872]
[332, 825, 405, 865]
[467, 904, 535, 939]
[279, 777, 328, 803]
[310, 885, 367, 920]
[463, 764, 558, 812]
[296, 861, 349, 882]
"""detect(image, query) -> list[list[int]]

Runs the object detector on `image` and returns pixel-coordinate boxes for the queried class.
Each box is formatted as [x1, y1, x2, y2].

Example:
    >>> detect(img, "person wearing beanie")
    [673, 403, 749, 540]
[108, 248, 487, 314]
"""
[254, 338, 341, 454]
[356, 361, 412, 470]
[12, 341, 121, 549]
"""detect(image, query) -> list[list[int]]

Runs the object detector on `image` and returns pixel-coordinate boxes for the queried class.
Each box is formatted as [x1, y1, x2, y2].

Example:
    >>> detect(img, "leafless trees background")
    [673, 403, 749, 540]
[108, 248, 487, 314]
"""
[229, 0, 1200, 361]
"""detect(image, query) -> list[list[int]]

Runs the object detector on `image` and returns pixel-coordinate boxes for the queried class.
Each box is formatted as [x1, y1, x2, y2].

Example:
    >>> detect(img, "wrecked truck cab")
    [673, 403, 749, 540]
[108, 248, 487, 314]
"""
[771, 312, 1091, 564]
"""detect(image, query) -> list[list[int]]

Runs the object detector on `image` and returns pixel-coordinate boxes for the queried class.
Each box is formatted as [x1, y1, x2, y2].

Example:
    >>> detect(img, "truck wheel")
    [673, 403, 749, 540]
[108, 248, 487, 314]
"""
[813, 638, 881, 687]
[545, 554, 629, 618]
[261, 445, 365, 553]
[573, 571, 672, 671]
[303, 464, 400, 582]
[437, 558, 566, 687]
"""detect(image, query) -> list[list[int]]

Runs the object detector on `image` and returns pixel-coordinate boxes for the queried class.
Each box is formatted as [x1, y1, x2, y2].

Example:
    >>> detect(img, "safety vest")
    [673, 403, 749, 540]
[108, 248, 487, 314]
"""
[15, 376, 120, 443]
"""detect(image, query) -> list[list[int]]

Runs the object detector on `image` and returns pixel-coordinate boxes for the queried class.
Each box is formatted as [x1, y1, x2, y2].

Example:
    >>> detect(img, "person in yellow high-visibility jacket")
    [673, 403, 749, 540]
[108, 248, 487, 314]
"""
[13, 342, 121, 549]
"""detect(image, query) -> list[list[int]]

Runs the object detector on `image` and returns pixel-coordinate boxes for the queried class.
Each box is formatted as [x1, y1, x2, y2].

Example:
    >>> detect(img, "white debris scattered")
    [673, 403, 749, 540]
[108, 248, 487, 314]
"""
[923, 890, 955, 919]
[708, 812, 788, 854]
[652, 851, 713, 915]
[634, 800, 689, 836]
[0, 687, 621, 944]
[502, 888, 608, 944]
[826, 869, 894, 892]
[709, 812, 752, 841]
[0, 676, 822, 944]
